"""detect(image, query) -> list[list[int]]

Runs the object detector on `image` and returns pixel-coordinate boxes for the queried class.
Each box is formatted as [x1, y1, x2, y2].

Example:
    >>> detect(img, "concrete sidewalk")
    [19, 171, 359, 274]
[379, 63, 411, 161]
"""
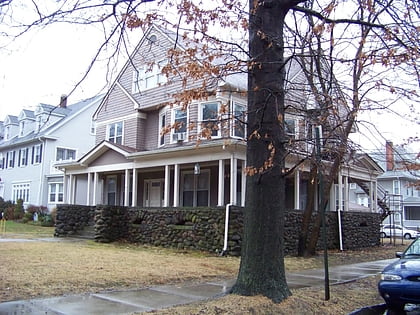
[0, 258, 396, 315]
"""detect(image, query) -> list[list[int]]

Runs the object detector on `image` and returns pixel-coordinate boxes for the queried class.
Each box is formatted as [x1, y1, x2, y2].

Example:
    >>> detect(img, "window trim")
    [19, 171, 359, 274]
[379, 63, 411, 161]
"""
[56, 147, 77, 162]
[158, 110, 167, 147]
[106, 121, 124, 145]
[199, 101, 221, 139]
[132, 59, 168, 93]
[171, 107, 189, 143]
[231, 101, 246, 139]
[12, 182, 30, 204]
[181, 170, 210, 207]
[48, 182, 64, 204]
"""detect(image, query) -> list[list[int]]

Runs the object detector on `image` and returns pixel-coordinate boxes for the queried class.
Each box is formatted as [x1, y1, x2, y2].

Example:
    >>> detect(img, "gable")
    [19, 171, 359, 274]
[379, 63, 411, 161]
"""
[89, 149, 129, 167]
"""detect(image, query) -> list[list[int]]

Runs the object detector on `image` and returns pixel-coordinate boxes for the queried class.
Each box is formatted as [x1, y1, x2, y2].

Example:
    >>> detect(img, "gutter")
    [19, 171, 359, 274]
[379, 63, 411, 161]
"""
[220, 203, 233, 256]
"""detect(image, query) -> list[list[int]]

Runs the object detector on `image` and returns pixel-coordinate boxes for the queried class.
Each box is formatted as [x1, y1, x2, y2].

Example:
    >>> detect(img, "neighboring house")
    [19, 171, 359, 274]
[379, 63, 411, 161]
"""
[358, 141, 420, 228]
[56, 25, 383, 214]
[0, 95, 103, 210]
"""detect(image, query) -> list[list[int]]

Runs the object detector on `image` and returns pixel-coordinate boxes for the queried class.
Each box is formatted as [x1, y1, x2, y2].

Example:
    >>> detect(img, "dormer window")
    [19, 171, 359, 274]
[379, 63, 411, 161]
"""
[4, 126, 10, 141]
[19, 121, 25, 137]
[199, 102, 220, 138]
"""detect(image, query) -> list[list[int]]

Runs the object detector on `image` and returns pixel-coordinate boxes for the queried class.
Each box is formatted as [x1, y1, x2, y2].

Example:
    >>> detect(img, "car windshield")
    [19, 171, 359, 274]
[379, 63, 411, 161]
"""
[402, 238, 420, 258]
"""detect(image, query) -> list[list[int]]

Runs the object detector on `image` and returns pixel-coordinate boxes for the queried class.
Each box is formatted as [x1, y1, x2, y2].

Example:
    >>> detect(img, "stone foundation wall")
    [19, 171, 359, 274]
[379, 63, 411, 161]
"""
[55, 205, 381, 255]
[54, 204, 95, 236]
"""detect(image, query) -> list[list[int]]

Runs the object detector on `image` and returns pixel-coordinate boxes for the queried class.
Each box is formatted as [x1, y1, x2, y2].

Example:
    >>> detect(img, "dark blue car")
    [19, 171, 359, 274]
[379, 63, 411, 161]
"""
[378, 237, 420, 311]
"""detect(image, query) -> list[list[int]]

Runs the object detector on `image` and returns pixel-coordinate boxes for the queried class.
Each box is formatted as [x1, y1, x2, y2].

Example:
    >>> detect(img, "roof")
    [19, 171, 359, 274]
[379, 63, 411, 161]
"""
[0, 95, 103, 149]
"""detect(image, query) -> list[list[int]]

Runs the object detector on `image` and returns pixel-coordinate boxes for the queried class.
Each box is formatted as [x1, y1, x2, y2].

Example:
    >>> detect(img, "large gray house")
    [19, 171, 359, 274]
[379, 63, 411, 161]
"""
[56, 25, 384, 215]
[0, 95, 102, 210]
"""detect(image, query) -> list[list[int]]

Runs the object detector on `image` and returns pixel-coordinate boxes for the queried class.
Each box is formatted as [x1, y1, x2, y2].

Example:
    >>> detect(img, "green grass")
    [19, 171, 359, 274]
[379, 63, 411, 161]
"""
[1, 220, 55, 237]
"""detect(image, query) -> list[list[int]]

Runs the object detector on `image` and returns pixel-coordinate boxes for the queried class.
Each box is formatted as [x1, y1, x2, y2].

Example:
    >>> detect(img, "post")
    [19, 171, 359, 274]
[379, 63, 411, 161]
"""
[315, 125, 330, 301]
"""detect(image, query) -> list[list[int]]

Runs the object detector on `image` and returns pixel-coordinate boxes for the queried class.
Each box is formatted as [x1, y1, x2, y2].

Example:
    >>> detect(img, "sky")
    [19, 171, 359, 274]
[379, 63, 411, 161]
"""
[0, 2, 418, 155]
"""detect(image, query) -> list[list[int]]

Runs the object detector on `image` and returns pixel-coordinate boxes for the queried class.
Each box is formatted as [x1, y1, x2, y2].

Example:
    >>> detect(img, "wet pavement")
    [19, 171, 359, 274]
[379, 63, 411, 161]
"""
[0, 247, 398, 315]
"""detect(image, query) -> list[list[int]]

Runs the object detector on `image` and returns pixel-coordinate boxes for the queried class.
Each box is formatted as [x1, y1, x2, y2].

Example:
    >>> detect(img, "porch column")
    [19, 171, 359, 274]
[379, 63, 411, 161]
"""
[344, 175, 349, 212]
[164, 165, 170, 207]
[69, 174, 75, 204]
[218, 159, 225, 206]
[373, 180, 378, 212]
[132, 168, 137, 207]
[369, 181, 375, 212]
[173, 164, 180, 207]
[241, 160, 246, 207]
[63, 172, 68, 203]
[93, 172, 99, 205]
[230, 155, 237, 205]
[338, 172, 343, 212]
[86, 172, 92, 206]
[294, 169, 300, 210]
[124, 169, 130, 207]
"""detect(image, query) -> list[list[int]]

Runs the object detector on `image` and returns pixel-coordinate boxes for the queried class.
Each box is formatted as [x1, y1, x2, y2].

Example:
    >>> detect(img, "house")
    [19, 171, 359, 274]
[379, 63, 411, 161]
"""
[358, 141, 420, 228]
[56, 25, 383, 215]
[0, 95, 103, 210]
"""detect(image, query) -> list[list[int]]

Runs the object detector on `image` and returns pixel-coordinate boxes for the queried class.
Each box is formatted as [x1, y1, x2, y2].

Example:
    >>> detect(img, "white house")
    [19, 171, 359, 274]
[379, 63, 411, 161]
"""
[0, 95, 102, 210]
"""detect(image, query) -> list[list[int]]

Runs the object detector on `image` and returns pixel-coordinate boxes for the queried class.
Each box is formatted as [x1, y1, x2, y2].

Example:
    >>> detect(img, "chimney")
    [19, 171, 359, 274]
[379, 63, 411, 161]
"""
[385, 141, 394, 171]
[59, 95, 68, 108]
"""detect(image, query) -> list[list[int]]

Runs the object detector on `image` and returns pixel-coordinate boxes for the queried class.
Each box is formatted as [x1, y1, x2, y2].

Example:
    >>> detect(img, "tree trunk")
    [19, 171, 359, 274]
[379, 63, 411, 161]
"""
[232, 0, 303, 303]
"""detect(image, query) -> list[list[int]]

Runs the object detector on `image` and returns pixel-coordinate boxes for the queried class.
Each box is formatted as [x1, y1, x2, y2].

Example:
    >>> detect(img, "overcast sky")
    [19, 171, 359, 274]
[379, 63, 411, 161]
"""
[0, 5, 418, 154]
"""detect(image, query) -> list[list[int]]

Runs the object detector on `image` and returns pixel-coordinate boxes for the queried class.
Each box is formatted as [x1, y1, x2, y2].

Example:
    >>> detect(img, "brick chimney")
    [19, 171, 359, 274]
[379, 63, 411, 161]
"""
[59, 95, 67, 108]
[385, 141, 394, 171]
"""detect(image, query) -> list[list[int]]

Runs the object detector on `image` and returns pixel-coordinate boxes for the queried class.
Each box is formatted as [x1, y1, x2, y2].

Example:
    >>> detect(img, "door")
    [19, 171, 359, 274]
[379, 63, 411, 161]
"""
[144, 179, 163, 207]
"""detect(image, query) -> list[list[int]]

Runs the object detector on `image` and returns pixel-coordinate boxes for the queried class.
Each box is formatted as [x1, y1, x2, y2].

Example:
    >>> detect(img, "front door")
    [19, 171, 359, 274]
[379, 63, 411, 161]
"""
[144, 179, 163, 207]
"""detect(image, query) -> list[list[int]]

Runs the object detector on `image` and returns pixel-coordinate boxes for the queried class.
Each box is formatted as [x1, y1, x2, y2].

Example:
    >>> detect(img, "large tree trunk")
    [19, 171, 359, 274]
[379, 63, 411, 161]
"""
[232, 0, 303, 303]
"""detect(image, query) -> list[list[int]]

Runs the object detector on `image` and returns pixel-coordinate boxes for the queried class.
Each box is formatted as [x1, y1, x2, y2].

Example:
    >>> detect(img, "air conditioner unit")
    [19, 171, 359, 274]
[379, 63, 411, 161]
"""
[172, 132, 186, 142]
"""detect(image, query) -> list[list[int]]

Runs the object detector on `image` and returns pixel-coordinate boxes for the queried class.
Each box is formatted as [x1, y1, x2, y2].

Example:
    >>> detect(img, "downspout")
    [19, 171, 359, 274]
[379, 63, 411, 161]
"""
[337, 170, 344, 251]
[220, 203, 233, 256]
[37, 137, 46, 207]
[337, 208, 343, 251]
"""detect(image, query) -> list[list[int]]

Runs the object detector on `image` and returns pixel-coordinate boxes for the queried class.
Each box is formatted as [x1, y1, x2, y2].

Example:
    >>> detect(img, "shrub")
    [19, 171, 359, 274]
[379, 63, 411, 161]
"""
[13, 199, 24, 220]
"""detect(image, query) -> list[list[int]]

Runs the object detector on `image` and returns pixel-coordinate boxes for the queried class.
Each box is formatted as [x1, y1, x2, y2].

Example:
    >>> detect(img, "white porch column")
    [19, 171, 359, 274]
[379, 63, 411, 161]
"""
[173, 164, 180, 207]
[93, 172, 99, 205]
[63, 172, 68, 204]
[373, 180, 378, 212]
[86, 172, 92, 206]
[344, 175, 349, 212]
[241, 160, 246, 207]
[218, 159, 225, 206]
[294, 170, 300, 210]
[69, 174, 75, 204]
[164, 165, 170, 207]
[369, 181, 375, 212]
[124, 169, 130, 207]
[338, 172, 343, 212]
[132, 168, 137, 207]
[230, 155, 237, 205]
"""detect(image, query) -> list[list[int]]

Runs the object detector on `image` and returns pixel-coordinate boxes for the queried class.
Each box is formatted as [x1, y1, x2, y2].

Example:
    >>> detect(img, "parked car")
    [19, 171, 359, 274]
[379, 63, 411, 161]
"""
[380, 224, 420, 239]
[378, 237, 420, 311]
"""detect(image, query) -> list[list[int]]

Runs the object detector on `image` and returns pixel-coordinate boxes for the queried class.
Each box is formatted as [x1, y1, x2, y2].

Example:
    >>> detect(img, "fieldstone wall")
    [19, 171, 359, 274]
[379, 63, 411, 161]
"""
[54, 204, 95, 236]
[55, 205, 381, 255]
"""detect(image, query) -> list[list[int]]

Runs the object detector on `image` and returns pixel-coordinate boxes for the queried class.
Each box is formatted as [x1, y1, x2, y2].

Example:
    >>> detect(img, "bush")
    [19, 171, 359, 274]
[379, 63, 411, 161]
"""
[0, 197, 14, 220]
[13, 199, 24, 220]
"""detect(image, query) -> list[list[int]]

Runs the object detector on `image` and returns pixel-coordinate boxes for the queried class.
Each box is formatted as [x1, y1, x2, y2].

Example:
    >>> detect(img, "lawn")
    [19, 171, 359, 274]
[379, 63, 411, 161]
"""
[1, 221, 55, 238]
[0, 223, 411, 314]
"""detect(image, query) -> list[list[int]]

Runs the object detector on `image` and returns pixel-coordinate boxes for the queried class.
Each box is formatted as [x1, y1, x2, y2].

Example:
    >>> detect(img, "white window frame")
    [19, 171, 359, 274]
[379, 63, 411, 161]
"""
[12, 182, 30, 203]
[7, 150, 15, 168]
[158, 110, 167, 147]
[19, 148, 28, 167]
[0, 153, 4, 169]
[34, 144, 42, 164]
[107, 121, 123, 145]
[171, 107, 188, 143]
[199, 101, 221, 139]
[285, 118, 297, 138]
[19, 121, 25, 137]
[48, 182, 64, 204]
[231, 102, 246, 139]
[56, 147, 77, 162]
[4, 126, 10, 141]
[132, 59, 167, 93]
[106, 175, 118, 206]
[393, 180, 400, 195]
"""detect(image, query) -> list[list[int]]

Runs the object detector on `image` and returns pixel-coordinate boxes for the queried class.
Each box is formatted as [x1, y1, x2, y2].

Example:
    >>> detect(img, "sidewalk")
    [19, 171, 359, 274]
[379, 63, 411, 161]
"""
[0, 258, 396, 315]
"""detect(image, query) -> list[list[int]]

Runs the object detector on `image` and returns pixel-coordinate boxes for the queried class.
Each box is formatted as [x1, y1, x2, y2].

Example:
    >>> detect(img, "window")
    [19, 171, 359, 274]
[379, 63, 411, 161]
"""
[32, 144, 43, 164]
[107, 122, 123, 145]
[182, 171, 210, 207]
[106, 176, 117, 205]
[18, 148, 29, 167]
[159, 112, 166, 146]
[172, 108, 187, 142]
[200, 102, 220, 138]
[7, 151, 15, 168]
[285, 119, 296, 138]
[0, 153, 4, 169]
[56, 147, 76, 161]
[233, 102, 246, 138]
[12, 182, 30, 203]
[49, 183, 64, 203]
[4, 126, 10, 141]
[19, 121, 25, 137]
[90, 120, 96, 135]
[132, 60, 167, 93]
[393, 180, 400, 195]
